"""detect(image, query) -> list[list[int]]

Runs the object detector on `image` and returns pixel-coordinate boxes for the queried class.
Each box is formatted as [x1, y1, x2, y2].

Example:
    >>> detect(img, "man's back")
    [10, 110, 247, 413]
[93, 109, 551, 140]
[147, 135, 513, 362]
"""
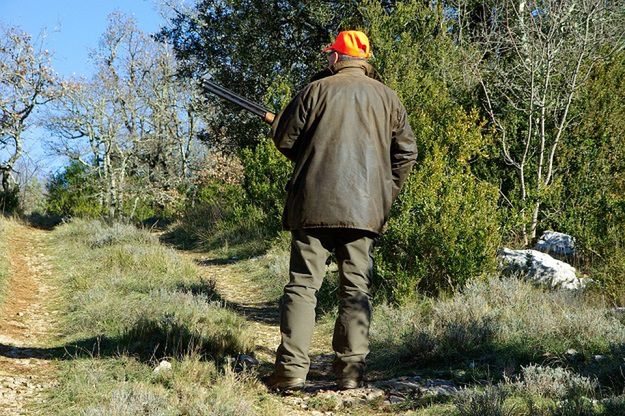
[272, 59, 416, 234]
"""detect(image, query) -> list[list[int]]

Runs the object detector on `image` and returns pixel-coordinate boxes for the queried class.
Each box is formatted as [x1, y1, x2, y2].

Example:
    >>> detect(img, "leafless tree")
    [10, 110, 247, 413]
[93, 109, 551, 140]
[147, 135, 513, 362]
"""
[14, 155, 46, 214]
[49, 13, 204, 220]
[0, 26, 63, 195]
[461, 0, 624, 244]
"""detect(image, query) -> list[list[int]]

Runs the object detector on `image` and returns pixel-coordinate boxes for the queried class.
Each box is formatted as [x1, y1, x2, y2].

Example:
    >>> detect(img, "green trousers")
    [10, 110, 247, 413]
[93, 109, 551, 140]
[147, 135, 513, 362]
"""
[274, 228, 376, 380]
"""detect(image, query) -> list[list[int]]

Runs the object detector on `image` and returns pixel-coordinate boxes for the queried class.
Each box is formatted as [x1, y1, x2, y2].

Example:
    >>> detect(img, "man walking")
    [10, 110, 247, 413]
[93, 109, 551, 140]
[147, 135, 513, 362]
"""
[266, 30, 417, 391]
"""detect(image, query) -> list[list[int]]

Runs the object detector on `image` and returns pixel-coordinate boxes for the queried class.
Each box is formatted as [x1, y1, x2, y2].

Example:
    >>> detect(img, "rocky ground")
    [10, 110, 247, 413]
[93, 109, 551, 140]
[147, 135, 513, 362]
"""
[0, 224, 60, 415]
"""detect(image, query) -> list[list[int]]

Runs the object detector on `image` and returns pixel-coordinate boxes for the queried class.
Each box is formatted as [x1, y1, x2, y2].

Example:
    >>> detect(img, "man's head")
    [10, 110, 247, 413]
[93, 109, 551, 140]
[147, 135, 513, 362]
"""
[323, 31, 371, 66]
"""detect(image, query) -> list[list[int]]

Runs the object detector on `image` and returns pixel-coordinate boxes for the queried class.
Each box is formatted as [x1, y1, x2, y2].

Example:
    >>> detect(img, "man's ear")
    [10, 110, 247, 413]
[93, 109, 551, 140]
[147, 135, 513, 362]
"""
[328, 51, 339, 66]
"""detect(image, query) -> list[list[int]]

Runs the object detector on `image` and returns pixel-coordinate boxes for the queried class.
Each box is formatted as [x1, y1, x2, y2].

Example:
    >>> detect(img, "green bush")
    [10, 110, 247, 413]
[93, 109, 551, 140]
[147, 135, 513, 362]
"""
[359, 1, 501, 301]
[0, 187, 20, 215]
[241, 137, 292, 233]
[46, 161, 104, 218]
[375, 154, 500, 301]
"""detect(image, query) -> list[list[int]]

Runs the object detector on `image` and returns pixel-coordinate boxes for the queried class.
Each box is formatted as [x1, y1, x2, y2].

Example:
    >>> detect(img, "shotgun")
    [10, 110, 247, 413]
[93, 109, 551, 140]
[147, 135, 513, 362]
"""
[201, 77, 275, 124]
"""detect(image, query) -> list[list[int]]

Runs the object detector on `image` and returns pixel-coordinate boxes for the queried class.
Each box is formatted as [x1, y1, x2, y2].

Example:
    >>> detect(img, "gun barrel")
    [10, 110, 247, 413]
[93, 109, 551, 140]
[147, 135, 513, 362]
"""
[201, 78, 273, 122]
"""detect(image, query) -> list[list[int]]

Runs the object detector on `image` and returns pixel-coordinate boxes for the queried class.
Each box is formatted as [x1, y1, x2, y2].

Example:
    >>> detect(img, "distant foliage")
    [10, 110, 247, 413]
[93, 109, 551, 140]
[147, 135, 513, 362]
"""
[0, 187, 20, 215]
[45, 162, 104, 219]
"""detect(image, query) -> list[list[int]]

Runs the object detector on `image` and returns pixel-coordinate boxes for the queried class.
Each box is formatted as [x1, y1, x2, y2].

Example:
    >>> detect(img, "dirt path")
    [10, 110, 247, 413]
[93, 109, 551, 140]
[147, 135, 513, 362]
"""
[189, 254, 334, 379]
[0, 223, 60, 415]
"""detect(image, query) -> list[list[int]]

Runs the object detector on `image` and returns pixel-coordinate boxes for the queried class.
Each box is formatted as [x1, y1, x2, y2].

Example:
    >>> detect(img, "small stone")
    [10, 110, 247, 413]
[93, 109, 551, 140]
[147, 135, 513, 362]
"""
[153, 360, 172, 374]
[365, 389, 385, 401]
[389, 395, 404, 404]
[234, 354, 260, 372]
[17, 312, 24, 317]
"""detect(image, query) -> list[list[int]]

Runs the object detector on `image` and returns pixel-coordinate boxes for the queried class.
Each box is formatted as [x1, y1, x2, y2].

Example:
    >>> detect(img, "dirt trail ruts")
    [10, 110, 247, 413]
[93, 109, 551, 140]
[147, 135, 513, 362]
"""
[0, 224, 60, 415]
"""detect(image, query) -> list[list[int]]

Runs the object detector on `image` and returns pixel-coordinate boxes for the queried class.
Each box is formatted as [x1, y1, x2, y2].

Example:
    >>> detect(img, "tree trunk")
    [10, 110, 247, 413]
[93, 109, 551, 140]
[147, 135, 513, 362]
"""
[530, 201, 540, 241]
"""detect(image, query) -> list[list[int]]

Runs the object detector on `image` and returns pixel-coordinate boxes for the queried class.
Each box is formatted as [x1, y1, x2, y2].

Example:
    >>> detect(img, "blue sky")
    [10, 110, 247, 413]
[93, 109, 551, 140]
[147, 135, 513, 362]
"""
[1, 0, 170, 174]
[1, 0, 164, 77]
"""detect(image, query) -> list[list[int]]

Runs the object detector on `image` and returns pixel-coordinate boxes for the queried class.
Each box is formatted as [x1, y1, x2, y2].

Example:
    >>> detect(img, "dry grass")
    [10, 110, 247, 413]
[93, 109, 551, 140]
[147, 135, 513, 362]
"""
[43, 220, 625, 415]
[46, 219, 284, 415]
[370, 277, 625, 372]
[48, 356, 284, 416]
[0, 216, 18, 301]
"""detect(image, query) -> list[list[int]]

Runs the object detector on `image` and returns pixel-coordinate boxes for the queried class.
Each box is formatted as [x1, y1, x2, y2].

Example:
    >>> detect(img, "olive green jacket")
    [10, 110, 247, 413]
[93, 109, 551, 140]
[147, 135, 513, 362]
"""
[271, 60, 417, 234]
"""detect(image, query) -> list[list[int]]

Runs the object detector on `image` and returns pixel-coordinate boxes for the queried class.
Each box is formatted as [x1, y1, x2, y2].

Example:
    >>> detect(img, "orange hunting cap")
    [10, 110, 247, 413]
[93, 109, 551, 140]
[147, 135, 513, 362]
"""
[323, 30, 371, 59]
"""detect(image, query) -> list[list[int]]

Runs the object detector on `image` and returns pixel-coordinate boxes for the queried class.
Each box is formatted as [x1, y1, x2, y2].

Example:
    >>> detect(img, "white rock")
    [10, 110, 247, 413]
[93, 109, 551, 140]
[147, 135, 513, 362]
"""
[535, 231, 576, 256]
[498, 248, 588, 290]
[153, 360, 172, 374]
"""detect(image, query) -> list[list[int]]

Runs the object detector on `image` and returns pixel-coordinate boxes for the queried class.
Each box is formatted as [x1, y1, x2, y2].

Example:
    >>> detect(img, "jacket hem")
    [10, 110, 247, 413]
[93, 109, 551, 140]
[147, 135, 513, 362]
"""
[283, 224, 380, 235]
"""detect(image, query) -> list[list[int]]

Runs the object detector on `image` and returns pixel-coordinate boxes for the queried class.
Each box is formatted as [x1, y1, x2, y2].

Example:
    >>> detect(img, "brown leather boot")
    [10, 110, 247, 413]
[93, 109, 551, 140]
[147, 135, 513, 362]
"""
[263, 374, 306, 392]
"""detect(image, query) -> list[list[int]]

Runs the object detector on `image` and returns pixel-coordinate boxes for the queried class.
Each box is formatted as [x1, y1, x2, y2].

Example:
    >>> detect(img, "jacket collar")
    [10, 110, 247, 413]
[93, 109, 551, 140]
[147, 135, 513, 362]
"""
[310, 60, 384, 83]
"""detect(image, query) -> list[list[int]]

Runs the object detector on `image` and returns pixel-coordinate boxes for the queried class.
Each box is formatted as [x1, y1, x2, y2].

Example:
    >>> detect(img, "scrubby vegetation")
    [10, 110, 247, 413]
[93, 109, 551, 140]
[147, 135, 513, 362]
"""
[451, 365, 625, 416]
[3, 0, 625, 414]
[46, 220, 284, 415]
[369, 278, 625, 382]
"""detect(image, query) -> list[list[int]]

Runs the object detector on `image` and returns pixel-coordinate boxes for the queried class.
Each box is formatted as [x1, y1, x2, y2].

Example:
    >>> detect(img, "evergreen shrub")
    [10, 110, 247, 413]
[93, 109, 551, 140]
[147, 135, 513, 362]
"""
[46, 162, 104, 218]
[0, 187, 20, 214]
[241, 137, 292, 234]
[364, 1, 501, 301]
